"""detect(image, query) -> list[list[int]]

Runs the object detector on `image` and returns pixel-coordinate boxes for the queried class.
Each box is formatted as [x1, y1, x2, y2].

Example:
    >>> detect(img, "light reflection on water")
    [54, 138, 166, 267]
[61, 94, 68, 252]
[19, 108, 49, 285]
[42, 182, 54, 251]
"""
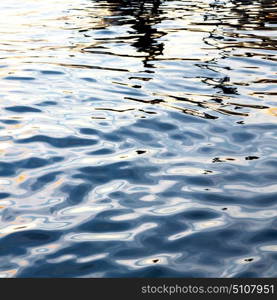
[0, 0, 276, 277]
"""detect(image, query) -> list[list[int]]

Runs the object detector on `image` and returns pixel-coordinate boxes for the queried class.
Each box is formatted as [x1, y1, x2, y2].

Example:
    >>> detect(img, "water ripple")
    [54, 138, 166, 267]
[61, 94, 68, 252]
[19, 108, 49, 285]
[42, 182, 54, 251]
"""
[0, 0, 276, 278]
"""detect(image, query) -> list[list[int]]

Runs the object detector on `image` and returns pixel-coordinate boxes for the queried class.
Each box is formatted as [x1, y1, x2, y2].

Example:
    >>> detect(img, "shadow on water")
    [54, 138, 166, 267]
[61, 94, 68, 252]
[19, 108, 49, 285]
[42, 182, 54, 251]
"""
[90, 0, 165, 69]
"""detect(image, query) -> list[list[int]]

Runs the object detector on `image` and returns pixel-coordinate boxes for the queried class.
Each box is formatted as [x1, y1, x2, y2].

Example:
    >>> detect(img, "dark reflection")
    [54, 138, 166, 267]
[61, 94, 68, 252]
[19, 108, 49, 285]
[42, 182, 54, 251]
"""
[127, 0, 165, 68]
[70, 0, 277, 118]
[230, 0, 277, 30]
[91, 0, 165, 68]
[203, 0, 277, 51]
[194, 0, 277, 116]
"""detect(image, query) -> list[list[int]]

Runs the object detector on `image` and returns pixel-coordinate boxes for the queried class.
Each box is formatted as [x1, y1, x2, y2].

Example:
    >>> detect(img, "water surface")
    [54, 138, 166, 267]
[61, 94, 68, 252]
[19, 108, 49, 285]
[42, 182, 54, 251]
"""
[0, 0, 277, 277]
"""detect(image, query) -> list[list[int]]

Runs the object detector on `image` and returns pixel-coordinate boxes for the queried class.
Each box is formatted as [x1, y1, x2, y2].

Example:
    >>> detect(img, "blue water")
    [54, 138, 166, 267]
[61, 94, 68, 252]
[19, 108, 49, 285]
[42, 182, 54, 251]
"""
[0, 0, 276, 278]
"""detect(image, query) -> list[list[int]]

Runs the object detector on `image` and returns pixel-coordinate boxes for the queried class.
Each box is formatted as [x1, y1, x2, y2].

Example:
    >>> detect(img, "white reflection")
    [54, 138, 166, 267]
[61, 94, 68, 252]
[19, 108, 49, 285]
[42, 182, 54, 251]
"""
[116, 253, 181, 269]
[167, 166, 212, 175]
[0, 179, 12, 185]
[224, 184, 277, 193]
[61, 204, 113, 216]
[94, 180, 126, 196]
[193, 218, 226, 231]
[47, 254, 76, 264]
[66, 222, 157, 242]
[151, 202, 191, 215]
[260, 245, 277, 252]
[226, 206, 277, 219]
[234, 256, 260, 265]
[76, 253, 108, 264]
[110, 212, 139, 221]
[168, 229, 194, 241]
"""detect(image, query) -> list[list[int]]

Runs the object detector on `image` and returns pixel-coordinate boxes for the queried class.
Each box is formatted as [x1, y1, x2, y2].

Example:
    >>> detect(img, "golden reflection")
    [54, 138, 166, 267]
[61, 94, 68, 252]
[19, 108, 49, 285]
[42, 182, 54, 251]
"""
[52, 178, 64, 187]
[0, 269, 17, 276]
[247, 109, 277, 123]
[16, 174, 27, 183]
[0, 141, 12, 155]
[266, 107, 277, 117]
[8, 123, 25, 130]
[17, 259, 29, 267]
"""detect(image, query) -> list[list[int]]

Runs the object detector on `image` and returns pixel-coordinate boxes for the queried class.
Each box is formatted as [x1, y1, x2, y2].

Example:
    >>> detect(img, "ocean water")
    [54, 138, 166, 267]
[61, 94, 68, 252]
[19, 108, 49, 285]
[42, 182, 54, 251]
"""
[0, 0, 276, 278]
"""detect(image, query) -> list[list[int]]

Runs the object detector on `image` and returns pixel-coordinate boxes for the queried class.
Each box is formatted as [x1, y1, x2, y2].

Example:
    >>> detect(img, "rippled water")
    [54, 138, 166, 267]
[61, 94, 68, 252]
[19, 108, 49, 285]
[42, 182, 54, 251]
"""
[0, 0, 276, 278]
